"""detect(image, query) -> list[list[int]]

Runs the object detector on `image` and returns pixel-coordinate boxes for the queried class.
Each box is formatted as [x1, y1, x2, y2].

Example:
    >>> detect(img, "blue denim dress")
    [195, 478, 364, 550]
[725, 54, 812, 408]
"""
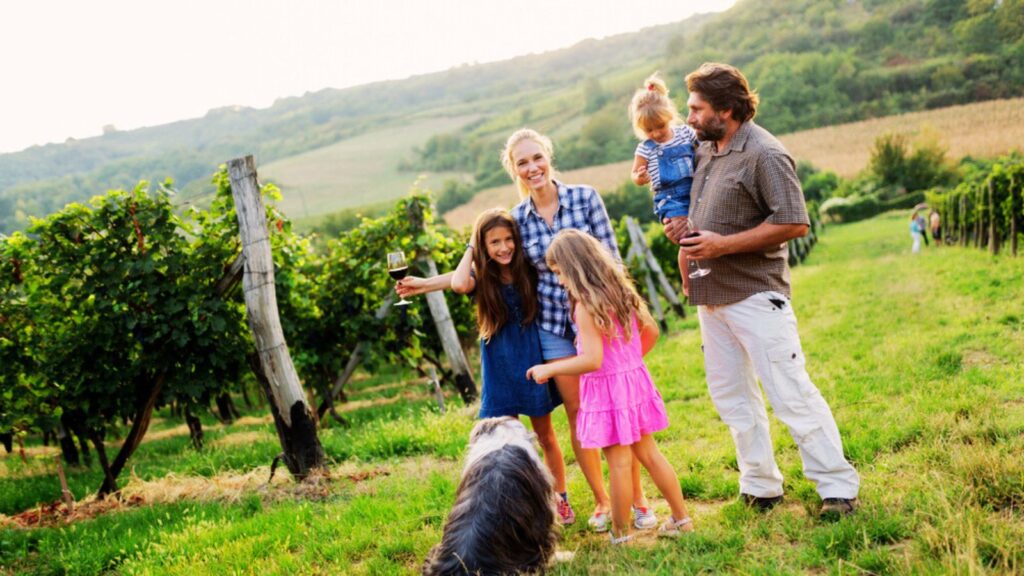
[479, 283, 562, 418]
[644, 138, 695, 220]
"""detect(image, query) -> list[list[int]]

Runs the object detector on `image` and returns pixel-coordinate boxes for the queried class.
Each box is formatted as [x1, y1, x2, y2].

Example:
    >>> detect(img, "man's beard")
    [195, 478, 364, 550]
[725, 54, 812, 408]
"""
[695, 114, 727, 142]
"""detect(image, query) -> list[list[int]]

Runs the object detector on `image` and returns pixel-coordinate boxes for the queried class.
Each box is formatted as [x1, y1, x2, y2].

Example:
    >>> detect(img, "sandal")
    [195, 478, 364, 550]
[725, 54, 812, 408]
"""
[657, 516, 693, 538]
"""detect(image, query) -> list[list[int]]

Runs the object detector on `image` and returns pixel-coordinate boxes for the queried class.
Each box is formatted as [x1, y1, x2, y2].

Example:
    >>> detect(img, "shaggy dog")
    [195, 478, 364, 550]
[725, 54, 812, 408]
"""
[423, 416, 560, 575]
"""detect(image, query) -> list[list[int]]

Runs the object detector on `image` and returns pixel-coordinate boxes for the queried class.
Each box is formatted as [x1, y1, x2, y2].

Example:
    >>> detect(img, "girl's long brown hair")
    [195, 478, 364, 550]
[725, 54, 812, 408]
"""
[472, 209, 538, 341]
[545, 229, 653, 342]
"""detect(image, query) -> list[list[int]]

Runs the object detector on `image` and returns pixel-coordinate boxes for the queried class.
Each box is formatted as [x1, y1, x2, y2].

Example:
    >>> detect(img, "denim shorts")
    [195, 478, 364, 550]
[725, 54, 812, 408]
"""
[538, 328, 576, 361]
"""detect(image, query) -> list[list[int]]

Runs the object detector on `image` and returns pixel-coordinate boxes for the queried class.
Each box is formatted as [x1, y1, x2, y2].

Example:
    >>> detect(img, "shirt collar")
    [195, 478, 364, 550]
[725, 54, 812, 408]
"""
[712, 121, 754, 156]
[526, 179, 571, 218]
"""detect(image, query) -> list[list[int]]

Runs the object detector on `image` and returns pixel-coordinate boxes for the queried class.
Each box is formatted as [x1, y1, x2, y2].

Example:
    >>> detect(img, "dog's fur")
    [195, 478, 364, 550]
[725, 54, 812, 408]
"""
[423, 417, 560, 575]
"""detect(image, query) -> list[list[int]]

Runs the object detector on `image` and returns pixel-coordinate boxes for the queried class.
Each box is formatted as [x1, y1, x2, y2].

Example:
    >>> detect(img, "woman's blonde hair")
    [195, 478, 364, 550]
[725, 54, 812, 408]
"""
[629, 72, 682, 140]
[545, 229, 653, 342]
[500, 128, 555, 200]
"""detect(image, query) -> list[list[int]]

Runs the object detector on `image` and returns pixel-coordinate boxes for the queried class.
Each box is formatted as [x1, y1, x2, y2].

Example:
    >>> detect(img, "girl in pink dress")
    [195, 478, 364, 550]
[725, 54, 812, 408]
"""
[527, 229, 694, 544]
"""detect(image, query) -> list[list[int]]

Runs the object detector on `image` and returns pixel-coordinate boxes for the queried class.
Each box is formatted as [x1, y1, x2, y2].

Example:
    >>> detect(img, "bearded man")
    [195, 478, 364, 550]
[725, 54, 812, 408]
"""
[668, 62, 859, 518]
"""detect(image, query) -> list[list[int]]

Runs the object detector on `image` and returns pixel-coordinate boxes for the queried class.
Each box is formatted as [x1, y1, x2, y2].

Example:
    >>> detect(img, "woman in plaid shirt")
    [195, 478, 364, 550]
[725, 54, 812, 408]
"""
[503, 128, 658, 532]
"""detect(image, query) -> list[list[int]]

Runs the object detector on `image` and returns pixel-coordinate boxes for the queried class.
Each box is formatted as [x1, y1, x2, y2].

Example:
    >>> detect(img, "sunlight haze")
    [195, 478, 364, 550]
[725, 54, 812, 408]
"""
[0, 0, 735, 154]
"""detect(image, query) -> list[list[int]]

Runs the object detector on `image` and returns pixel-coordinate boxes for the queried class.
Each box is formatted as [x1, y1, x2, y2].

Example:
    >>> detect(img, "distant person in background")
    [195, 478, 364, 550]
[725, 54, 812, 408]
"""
[914, 212, 929, 247]
[930, 209, 941, 246]
[629, 72, 698, 289]
[502, 128, 659, 533]
[910, 211, 923, 253]
[669, 62, 860, 517]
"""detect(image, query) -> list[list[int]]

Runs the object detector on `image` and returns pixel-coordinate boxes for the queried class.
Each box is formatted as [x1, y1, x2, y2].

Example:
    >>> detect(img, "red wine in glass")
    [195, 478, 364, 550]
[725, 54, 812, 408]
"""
[387, 251, 412, 306]
[682, 222, 710, 279]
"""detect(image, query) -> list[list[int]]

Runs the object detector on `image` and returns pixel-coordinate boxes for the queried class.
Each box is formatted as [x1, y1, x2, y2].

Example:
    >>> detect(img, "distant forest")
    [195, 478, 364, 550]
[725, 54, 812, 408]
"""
[412, 0, 1024, 200]
[2, 0, 1022, 233]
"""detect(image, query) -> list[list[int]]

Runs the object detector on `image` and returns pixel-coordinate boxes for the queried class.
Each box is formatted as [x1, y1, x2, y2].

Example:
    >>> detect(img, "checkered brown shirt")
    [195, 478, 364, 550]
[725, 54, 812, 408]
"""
[688, 121, 809, 306]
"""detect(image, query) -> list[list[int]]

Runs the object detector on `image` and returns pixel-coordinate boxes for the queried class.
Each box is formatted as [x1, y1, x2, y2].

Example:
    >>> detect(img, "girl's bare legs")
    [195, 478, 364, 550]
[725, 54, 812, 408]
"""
[529, 414, 566, 493]
[630, 434, 692, 527]
[632, 458, 649, 509]
[603, 444, 635, 537]
[553, 373, 610, 514]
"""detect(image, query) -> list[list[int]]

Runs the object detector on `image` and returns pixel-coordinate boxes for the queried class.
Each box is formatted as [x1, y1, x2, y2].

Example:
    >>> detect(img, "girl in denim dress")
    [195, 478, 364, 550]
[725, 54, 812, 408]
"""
[395, 208, 575, 524]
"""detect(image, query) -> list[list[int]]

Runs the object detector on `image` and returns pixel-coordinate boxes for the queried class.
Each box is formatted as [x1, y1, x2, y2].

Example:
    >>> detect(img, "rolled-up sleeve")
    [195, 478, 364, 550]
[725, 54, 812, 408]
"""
[756, 151, 810, 226]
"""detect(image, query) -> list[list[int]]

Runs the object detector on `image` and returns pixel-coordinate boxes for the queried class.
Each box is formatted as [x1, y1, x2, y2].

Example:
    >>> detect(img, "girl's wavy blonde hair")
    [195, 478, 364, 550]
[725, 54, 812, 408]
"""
[545, 229, 653, 342]
[629, 72, 683, 140]
[500, 128, 556, 200]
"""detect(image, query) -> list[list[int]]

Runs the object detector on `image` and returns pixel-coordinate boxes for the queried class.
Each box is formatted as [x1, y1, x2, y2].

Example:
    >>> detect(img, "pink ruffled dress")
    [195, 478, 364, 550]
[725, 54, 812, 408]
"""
[575, 312, 669, 449]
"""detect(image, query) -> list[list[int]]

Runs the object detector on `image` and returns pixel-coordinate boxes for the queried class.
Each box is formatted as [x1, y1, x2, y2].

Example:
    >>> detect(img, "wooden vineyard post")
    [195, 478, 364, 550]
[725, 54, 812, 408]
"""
[989, 178, 999, 255]
[427, 366, 447, 414]
[407, 199, 478, 402]
[1007, 170, 1015, 255]
[638, 243, 668, 332]
[54, 455, 75, 513]
[625, 217, 686, 320]
[316, 295, 394, 421]
[227, 156, 326, 478]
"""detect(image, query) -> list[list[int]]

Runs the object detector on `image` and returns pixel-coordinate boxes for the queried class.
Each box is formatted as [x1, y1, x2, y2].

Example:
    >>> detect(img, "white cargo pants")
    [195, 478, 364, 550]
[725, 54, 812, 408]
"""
[698, 291, 860, 499]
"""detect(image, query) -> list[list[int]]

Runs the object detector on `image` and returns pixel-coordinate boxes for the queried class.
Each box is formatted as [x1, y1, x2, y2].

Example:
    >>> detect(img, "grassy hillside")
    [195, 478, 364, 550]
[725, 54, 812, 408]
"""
[3, 212, 1022, 574]
[2, 0, 1022, 235]
[260, 114, 478, 219]
[0, 16, 713, 235]
[443, 96, 1024, 230]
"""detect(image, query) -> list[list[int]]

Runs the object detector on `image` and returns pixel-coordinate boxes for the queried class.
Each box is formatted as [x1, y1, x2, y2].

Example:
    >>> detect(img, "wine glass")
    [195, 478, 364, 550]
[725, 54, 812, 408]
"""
[681, 220, 711, 279]
[387, 251, 412, 306]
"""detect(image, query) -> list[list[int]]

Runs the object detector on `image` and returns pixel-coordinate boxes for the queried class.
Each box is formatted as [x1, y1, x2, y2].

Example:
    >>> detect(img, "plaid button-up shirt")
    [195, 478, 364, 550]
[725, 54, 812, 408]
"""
[688, 121, 810, 306]
[513, 181, 619, 337]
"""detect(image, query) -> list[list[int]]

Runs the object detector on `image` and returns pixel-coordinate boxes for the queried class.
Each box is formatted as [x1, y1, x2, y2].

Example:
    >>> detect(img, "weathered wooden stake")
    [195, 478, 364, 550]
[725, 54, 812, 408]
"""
[625, 217, 686, 319]
[408, 200, 477, 402]
[419, 255, 478, 402]
[427, 366, 447, 414]
[54, 455, 75, 513]
[317, 296, 394, 421]
[227, 155, 326, 478]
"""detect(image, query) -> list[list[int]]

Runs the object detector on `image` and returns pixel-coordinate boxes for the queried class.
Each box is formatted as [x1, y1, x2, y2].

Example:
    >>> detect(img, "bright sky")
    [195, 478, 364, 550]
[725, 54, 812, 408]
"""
[0, 0, 735, 154]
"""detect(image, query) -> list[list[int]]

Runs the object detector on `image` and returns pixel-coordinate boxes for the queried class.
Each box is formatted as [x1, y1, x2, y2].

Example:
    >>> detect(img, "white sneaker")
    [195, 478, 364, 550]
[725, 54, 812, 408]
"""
[632, 505, 658, 530]
[588, 511, 609, 532]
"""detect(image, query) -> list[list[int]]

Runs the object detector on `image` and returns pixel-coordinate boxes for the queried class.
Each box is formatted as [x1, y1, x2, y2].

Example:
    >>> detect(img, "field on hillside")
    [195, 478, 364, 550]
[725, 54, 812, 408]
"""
[445, 97, 1024, 230]
[2, 212, 1022, 575]
[780, 97, 1024, 177]
[260, 114, 477, 220]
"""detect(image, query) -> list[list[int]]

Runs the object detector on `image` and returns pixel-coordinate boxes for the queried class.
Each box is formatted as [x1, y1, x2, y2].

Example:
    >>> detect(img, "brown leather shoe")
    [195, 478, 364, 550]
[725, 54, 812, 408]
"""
[820, 497, 859, 518]
[740, 493, 783, 511]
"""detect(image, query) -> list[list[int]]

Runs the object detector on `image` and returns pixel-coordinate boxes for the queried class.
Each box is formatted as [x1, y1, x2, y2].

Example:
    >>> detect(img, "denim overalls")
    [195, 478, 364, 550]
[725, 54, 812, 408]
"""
[644, 137, 695, 220]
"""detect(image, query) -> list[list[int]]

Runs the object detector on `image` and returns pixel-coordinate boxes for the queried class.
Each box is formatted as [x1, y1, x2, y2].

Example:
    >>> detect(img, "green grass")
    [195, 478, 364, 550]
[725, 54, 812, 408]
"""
[3, 211, 1023, 574]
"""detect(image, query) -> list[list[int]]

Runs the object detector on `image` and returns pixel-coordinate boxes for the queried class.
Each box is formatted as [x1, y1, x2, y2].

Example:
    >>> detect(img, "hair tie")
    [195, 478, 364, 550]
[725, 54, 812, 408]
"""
[647, 83, 656, 91]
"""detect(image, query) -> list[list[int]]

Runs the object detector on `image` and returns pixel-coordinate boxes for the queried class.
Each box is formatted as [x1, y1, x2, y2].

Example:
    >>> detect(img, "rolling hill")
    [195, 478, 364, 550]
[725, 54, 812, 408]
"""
[443, 96, 1024, 229]
[2, 0, 1022, 235]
